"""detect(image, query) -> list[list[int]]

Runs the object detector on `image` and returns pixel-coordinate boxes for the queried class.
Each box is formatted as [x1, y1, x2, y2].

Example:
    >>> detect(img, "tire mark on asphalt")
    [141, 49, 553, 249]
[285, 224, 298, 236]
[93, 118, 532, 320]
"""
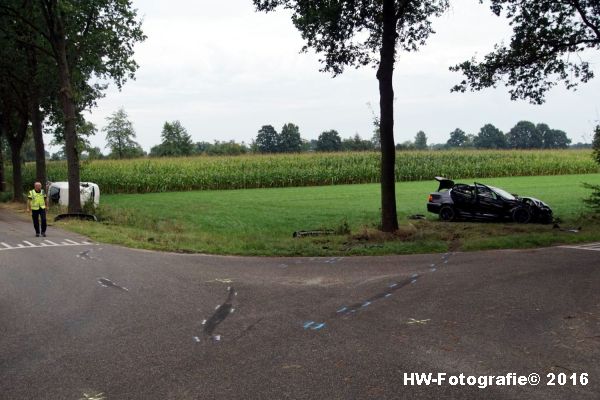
[201, 286, 237, 341]
[335, 274, 420, 317]
[77, 249, 97, 260]
[97, 277, 129, 292]
[303, 252, 455, 331]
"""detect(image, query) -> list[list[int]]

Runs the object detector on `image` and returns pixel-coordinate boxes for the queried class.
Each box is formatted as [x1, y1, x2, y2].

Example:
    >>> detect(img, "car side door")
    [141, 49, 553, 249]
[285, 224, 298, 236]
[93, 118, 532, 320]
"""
[475, 184, 505, 216]
[450, 184, 476, 212]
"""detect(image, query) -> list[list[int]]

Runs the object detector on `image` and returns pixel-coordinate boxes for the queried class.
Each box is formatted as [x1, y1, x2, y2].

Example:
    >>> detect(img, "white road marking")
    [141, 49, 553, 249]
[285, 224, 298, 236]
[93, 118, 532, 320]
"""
[80, 392, 106, 400]
[0, 239, 95, 252]
[560, 243, 600, 252]
[407, 318, 431, 325]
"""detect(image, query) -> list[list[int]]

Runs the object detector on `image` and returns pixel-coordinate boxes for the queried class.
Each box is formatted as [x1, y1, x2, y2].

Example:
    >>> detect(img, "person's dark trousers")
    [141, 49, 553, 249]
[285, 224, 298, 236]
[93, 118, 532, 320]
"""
[32, 209, 47, 235]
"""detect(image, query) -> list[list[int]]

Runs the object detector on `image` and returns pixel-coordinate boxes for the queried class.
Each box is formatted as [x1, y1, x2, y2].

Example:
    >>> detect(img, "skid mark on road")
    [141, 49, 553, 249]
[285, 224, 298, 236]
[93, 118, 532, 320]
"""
[334, 253, 453, 319]
[77, 249, 98, 260]
[336, 274, 420, 317]
[0, 239, 94, 252]
[303, 252, 455, 332]
[97, 277, 129, 292]
[199, 286, 237, 342]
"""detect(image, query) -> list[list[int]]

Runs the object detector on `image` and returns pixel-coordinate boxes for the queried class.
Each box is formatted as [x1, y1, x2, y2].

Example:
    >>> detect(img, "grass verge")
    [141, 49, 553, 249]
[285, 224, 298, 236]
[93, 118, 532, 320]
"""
[19, 174, 600, 256]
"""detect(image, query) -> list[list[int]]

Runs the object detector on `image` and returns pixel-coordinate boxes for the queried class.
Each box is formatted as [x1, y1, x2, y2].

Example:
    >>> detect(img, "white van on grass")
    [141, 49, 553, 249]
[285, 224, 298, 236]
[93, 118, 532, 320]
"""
[48, 182, 100, 208]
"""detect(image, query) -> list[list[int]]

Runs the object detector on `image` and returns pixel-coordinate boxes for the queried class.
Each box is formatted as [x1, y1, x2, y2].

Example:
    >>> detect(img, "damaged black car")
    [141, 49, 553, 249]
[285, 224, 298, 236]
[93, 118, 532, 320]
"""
[427, 177, 553, 224]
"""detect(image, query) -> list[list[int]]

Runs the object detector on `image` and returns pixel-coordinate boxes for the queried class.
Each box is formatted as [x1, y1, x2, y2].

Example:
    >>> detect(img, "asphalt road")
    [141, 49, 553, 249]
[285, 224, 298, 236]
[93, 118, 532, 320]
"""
[1, 208, 599, 400]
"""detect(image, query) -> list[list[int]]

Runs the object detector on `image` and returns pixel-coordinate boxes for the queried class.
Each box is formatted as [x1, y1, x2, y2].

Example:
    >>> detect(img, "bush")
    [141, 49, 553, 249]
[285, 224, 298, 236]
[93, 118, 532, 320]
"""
[593, 125, 600, 165]
[585, 126, 600, 212]
[583, 183, 600, 213]
[0, 192, 13, 203]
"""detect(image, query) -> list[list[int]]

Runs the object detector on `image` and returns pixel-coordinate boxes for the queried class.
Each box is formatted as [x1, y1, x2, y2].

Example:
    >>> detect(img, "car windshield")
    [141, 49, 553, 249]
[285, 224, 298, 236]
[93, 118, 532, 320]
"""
[489, 186, 516, 200]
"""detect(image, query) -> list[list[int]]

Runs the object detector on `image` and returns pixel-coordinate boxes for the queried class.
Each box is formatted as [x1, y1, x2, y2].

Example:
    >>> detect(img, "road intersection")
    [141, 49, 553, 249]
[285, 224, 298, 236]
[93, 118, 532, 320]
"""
[1, 208, 598, 399]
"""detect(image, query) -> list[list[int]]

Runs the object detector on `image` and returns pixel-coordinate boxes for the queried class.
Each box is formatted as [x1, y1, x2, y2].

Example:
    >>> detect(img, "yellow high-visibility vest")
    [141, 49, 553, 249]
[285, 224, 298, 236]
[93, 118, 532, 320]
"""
[28, 189, 46, 210]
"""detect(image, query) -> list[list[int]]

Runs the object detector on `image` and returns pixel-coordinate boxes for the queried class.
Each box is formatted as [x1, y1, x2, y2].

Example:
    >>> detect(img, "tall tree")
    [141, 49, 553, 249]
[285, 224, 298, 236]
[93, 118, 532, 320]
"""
[103, 108, 143, 159]
[507, 121, 542, 149]
[452, 0, 600, 104]
[592, 125, 600, 165]
[446, 128, 468, 148]
[279, 123, 303, 152]
[0, 1, 55, 186]
[253, 0, 449, 232]
[0, 8, 33, 199]
[195, 140, 248, 156]
[396, 140, 415, 151]
[0, 97, 29, 201]
[474, 124, 507, 149]
[21, 129, 38, 162]
[584, 125, 600, 211]
[255, 125, 280, 153]
[0, 133, 4, 192]
[1, 0, 146, 212]
[368, 102, 382, 150]
[0, 23, 31, 201]
[537, 123, 571, 149]
[82, 146, 104, 160]
[371, 131, 381, 150]
[52, 118, 97, 151]
[151, 121, 194, 157]
[414, 131, 428, 150]
[342, 134, 375, 151]
[316, 130, 342, 152]
[24, 0, 54, 185]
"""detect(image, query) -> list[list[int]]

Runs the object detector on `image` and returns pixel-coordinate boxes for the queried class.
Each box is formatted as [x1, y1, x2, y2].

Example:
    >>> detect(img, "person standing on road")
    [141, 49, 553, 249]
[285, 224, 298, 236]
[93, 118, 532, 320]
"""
[27, 182, 48, 237]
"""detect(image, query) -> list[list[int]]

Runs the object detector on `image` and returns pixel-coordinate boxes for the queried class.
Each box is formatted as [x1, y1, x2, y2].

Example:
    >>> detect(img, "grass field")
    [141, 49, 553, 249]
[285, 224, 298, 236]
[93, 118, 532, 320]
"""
[14, 149, 599, 194]
[52, 173, 600, 256]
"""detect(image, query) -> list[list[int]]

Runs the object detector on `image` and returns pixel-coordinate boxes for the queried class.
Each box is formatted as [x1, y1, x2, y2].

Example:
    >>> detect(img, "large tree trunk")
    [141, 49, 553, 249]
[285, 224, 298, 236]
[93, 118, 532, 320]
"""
[7, 116, 28, 202]
[9, 141, 24, 202]
[54, 13, 81, 213]
[41, 0, 81, 212]
[376, 0, 399, 232]
[0, 135, 5, 192]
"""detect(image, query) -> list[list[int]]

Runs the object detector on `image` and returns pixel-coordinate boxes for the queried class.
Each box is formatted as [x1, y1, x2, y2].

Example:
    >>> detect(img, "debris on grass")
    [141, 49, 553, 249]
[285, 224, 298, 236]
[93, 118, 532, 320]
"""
[293, 230, 335, 238]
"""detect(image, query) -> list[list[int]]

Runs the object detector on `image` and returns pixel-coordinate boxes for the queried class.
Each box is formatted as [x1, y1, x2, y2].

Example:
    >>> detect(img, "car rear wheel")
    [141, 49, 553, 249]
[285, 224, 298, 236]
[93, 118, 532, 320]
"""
[512, 207, 531, 224]
[439, 205, 455, 221]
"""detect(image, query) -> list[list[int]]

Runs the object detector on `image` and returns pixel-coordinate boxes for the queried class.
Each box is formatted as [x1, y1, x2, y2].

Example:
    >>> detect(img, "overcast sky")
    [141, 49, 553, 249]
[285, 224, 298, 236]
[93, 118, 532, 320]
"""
[67, 0, 600, 153]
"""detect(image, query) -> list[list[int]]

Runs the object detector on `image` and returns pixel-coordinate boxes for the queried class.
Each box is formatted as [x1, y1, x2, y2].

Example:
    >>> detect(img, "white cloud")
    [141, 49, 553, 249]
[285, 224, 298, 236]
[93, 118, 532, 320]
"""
[70, 0, 600, 154]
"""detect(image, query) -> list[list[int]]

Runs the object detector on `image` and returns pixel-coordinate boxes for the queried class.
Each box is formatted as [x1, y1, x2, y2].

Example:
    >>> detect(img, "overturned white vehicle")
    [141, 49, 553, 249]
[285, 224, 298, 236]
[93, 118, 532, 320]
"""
[48, 182, 100, 208]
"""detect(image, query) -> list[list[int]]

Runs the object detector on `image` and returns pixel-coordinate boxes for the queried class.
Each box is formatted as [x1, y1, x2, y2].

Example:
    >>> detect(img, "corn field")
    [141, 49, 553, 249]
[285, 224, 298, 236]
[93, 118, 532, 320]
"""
[13, 150, 600, 194]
